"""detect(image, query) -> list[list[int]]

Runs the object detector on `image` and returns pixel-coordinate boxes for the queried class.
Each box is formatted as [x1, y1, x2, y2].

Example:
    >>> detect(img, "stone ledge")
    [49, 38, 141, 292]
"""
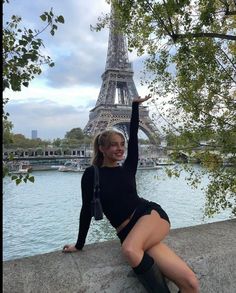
[3, 219, 236, 293]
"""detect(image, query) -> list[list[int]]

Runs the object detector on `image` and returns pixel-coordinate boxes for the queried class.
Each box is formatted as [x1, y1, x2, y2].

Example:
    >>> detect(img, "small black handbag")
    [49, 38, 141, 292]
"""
[91, 165, 103, 220]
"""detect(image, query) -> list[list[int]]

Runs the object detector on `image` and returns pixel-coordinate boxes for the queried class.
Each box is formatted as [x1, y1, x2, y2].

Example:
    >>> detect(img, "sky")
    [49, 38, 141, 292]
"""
[3, 0, 149, 140]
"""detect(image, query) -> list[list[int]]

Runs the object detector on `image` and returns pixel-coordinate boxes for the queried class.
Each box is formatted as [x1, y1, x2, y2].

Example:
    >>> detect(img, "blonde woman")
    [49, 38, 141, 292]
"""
[63, 95, 199, 293]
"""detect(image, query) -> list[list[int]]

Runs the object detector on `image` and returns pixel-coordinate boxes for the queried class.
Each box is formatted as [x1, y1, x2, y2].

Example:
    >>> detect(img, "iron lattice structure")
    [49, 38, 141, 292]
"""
[83, 4, 160, 144]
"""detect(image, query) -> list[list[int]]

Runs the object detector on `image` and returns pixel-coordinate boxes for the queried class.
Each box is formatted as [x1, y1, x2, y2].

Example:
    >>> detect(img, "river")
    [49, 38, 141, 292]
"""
[3, 164, 231, 261]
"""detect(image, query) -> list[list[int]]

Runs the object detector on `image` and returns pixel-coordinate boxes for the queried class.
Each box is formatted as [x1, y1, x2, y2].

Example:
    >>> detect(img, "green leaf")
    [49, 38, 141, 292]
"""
[40, 14, 47, 21]
[28, 176, 35, 183]
[19, 40, 28, 46]
[16, 178, 22, 185]
[57, 15, 65, 23]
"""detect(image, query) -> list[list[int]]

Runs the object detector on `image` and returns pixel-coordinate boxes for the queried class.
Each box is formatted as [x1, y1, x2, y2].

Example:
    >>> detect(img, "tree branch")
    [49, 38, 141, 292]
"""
[173, 32, 236, 41]
[145, 1, 174, 41]
[216, 43, 236, 72]
[163, 0, 175, 36]
[225, 10, 236, 15]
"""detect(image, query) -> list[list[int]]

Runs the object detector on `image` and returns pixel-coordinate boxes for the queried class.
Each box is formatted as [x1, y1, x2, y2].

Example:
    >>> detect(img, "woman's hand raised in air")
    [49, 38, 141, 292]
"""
[62, 244, 79, 253]
[133, 94, 152, 104]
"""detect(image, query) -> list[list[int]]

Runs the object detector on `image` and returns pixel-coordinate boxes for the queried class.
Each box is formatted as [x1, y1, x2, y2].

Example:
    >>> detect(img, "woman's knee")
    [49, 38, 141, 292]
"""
[121, 241, 137, 258]
[121, 241, 143, 264]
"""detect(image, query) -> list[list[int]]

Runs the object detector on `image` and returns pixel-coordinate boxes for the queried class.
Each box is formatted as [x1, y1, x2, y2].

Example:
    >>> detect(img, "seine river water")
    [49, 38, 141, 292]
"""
[3, 165, 231, 261]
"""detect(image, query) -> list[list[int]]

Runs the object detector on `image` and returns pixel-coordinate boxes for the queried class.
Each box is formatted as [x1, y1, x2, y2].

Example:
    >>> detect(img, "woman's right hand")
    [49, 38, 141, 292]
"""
[133, 94, 152, 104]
[62, 244, 78, 253]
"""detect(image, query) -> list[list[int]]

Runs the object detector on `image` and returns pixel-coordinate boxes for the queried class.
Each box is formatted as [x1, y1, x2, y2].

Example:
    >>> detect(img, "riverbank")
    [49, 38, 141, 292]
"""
[3, 219, 236, 293]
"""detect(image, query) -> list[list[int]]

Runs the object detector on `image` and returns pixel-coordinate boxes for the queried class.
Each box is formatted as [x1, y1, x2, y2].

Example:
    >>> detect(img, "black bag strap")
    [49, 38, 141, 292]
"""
[93, 165, 100, 199]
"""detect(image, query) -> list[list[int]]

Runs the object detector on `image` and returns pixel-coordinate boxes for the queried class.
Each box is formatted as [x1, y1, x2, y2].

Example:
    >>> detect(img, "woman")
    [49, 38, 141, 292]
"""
[63, 95, 199, 293]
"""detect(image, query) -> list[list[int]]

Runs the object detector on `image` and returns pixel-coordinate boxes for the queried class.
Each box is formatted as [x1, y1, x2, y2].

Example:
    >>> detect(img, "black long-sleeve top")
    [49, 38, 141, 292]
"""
[75, 102, 142, 250]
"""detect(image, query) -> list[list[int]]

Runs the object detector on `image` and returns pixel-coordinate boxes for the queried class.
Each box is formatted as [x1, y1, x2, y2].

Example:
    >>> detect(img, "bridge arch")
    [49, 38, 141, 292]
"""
[110, 121, 160, 145]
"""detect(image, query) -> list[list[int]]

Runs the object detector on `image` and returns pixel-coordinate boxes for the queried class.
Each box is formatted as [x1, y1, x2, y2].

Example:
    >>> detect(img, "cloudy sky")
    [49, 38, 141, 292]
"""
[3, 0, 148, 140]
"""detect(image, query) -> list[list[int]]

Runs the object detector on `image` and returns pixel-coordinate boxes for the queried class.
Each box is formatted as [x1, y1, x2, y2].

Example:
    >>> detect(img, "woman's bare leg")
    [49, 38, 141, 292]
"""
[121, 210, 170, 267]
[121, 210, 199, 292]
[147, 243, 199, 293]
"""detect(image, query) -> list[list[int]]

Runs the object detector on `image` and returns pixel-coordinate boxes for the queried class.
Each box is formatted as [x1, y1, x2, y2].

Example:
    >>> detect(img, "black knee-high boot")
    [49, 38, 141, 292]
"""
[133, 252, 170, 293]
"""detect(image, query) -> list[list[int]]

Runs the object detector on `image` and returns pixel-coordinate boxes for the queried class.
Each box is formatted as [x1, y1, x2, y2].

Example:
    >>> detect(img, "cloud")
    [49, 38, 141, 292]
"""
[5, 100, 91, 140]
[44, 48, 107, 88]
[40, 1, 110, 88]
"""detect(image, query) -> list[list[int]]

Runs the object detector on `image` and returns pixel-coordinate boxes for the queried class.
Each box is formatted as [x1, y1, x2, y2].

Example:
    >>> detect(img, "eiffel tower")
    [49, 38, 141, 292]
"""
[83, 4, 160, 144]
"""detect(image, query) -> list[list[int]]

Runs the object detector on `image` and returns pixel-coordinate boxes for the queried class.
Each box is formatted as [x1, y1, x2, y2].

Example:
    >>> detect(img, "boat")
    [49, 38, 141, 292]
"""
[156, 157, 175, 166]
[58, 160, 85, 172]
[10, 161, 33, 174]
[138, 158, 162, 170]
[50, 165, 64, 170]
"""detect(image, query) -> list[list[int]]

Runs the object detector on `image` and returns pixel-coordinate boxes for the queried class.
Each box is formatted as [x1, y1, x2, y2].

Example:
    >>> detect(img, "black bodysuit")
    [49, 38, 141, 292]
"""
[75, 102, 143, 250]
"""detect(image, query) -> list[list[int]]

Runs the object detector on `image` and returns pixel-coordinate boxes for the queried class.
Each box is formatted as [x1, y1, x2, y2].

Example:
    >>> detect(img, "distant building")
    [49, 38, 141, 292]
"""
[31, 130, 38, 139]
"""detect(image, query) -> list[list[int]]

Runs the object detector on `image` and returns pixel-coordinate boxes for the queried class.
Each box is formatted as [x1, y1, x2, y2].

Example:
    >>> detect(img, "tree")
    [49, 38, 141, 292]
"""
[3, 119, 14, 147]
[52, 138, 63, 147]
[95, 0, 236, 217]
[3, 0, 64, 184]
[5, 133, 50, 149]
[65, 128, 85, 140]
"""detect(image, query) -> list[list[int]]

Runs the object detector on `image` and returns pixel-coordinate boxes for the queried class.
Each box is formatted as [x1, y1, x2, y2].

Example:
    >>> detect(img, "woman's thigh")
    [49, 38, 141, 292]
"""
[122, 210, 170, 251]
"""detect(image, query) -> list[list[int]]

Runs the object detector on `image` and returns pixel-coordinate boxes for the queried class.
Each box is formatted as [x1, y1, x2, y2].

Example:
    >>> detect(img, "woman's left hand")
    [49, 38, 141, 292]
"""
[133, 94, 152, 104]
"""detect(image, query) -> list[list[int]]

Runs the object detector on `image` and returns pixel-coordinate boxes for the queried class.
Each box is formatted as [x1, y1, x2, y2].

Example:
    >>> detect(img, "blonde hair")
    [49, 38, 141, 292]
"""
[92, 129, 125, 167]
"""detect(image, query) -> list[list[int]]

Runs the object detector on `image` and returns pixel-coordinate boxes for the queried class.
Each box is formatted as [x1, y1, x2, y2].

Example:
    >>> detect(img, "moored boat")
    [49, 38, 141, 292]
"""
[138, 158, 162, 170]
[156, 157, 175, 166]
[10, 161, 33, 174]
[51, 165, 64, 170]
[58, 160, 85, 172]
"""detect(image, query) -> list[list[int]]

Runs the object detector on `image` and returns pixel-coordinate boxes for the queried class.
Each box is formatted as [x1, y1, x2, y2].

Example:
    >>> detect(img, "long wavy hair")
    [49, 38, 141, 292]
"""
[92, 129, 125, 167]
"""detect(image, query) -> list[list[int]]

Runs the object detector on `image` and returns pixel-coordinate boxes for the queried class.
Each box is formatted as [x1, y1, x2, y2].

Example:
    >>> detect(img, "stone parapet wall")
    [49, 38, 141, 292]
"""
[3, 219, 236, 293]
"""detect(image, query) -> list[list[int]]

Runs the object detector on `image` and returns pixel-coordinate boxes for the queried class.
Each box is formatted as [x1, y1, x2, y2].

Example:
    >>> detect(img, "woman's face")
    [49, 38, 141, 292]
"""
[100, 133, 125, 163]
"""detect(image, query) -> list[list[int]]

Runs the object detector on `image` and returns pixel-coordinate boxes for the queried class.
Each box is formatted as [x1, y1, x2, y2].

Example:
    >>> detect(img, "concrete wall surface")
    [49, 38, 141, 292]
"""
[3, 219, 236, 293]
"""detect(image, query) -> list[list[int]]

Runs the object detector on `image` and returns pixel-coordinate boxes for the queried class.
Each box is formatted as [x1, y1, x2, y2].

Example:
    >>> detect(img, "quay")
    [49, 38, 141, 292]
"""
[3, 219, 236, 293]
[3, 156, 92, 171]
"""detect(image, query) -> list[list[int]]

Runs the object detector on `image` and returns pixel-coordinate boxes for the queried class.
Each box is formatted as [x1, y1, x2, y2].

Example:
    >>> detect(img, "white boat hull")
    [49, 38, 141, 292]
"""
[58, 167, 84, 172]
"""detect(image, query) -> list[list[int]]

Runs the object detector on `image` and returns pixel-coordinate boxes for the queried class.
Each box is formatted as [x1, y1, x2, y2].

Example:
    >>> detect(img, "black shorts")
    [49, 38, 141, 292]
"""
[117, 198, 170, 244]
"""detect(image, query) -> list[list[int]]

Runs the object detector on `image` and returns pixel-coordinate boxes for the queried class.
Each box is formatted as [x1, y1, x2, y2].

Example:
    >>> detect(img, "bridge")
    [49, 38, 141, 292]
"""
[3, 145, 92, 160]
[3, 144, 234, 171]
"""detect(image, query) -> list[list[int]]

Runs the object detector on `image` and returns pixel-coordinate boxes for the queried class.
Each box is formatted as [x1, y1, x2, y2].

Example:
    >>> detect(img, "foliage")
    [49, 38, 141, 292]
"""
[5, 133, 50, 149]
[52, 138, 62, 147]
[3, 119, 14, 146]
[3, 128, 92, 150]
[65, 128, 85, 140]
[95, 0, 236, 217]
[3, 1, 64, 184]
[10, 173, 35, 186]
[3, 132, 49, 150]
[3, 4, 64, 94]
[64, 128, 93, 146]
[205, 168, 236, 216]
